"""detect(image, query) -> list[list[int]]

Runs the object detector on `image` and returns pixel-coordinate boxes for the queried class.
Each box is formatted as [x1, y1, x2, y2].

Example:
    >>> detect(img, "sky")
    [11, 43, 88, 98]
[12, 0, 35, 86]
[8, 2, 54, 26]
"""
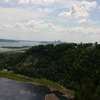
[0, 0, 100, 43]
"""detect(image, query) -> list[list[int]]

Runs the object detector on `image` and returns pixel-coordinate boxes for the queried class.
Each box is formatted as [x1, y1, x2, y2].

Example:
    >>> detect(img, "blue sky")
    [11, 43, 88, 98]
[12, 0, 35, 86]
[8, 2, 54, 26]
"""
[0, 0, 100, 43]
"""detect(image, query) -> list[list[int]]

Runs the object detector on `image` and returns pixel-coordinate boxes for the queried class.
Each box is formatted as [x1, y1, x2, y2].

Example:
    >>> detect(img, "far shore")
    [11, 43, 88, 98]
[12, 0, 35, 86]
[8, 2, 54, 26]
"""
[0, 46, 30, 53]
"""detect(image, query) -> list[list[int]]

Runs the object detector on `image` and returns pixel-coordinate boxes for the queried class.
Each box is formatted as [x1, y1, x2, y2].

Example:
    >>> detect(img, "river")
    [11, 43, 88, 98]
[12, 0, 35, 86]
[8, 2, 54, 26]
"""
[0, 78, 69, 100]
[0, 41, 41, 52]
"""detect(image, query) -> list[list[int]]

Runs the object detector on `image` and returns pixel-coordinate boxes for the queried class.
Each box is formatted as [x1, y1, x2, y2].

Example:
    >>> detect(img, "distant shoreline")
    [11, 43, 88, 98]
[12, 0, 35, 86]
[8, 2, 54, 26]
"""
[1, 46, 31, 49]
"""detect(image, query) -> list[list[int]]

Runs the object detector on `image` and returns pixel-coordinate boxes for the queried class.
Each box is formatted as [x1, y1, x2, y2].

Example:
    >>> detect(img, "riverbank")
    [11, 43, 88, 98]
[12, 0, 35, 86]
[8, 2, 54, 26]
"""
[0, 71, 74, 99]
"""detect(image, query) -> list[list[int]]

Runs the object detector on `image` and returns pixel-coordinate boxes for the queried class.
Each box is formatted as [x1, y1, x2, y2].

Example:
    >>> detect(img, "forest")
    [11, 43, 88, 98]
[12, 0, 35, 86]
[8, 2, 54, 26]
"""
[0, 42, 100, 100]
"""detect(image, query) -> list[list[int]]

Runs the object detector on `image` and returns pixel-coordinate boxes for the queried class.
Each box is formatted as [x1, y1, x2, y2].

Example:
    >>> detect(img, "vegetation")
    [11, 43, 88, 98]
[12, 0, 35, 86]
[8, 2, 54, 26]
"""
[0, 43, 100, 99]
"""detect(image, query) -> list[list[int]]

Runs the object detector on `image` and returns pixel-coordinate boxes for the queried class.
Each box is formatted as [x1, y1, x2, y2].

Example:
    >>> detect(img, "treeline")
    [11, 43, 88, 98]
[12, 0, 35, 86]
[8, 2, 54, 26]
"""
[0, 43, 100, 100]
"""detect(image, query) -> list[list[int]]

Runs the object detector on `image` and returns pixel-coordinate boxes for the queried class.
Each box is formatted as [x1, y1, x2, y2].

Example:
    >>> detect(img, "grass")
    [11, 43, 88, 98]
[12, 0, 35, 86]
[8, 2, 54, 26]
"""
[0, 71, 74, 97]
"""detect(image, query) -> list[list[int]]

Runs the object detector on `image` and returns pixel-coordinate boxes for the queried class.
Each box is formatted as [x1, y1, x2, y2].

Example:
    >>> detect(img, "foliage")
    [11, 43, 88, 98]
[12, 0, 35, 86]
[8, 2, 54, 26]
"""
[0, 43, 100, 99]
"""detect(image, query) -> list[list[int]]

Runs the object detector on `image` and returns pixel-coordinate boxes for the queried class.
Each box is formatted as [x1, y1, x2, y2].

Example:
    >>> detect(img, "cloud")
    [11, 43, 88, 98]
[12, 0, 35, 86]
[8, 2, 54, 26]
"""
[59, 1, 97, 19]
[5, 0, 30, 4]
[1, 18, 100, 43]
[59, 4, 89, 18]
[0, 24, 14, 29]
[98, 6, 100, 9]
[5, 0, 9, 2]
[36, 8, 54, 13]
[78, 19, 87, 23]
[0, 0, 99, 43]
[42, 0, 56, 3]
[0, 7, 43, 25]
[1, 19, 100, 35]
[78, 18, 91, 23]
[81, 1, 97, 11]
[4, 0, 18, 3]
[15, 20, 66, 32]
[8, 17, 13, 20]
[1, 23, 100, 42]
[4, 0, 57, 4]
[18, 0, 30, 4]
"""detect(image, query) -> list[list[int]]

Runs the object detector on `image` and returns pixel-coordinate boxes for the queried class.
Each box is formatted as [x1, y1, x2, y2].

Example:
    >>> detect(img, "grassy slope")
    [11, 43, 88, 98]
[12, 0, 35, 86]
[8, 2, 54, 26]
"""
[0, 71, 74, 97]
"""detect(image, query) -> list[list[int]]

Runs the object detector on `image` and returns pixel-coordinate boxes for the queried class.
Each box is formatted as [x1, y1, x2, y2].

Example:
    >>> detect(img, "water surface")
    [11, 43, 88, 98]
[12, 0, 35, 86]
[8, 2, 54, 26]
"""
[0, 78, 48, 100]
[0, 78, 69, 100]
[0, 41, 40, 52]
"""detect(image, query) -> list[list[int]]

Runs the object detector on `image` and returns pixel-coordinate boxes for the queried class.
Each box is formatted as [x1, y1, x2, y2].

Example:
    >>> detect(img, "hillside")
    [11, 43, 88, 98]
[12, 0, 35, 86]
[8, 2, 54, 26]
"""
[0, 43, 100, 99]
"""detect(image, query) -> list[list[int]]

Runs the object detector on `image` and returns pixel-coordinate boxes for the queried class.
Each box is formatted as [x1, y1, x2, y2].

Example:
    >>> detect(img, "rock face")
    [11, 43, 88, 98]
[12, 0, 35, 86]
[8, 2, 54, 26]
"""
[45, 93, 59, 100]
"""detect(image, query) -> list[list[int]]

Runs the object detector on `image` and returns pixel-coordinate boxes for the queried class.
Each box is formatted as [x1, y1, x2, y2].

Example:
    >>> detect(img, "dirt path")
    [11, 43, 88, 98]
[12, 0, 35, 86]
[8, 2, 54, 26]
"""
[45, 93, 59, 100]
